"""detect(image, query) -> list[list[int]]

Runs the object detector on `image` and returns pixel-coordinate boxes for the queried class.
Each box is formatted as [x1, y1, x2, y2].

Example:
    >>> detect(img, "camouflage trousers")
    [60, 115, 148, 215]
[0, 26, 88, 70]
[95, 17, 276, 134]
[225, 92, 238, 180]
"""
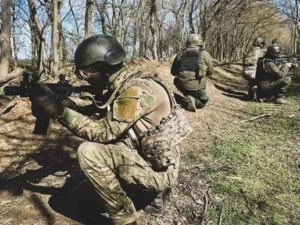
[257, 77, 292, 98]
[77, 142, 180, 225]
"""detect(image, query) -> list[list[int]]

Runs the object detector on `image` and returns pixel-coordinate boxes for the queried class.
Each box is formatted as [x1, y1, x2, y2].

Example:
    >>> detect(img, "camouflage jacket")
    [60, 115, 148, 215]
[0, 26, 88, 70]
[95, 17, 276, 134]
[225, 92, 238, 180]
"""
[256, 58, 289, 83]
[171, 47, 214, 90]
[58, 67, 176, 145]
[243, 46, 266, 72]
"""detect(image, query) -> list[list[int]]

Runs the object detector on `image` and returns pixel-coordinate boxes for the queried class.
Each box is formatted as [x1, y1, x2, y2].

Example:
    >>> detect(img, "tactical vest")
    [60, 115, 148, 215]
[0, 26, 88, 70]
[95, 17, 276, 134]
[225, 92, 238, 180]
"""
[120, 73, 193, 171]
[180, 48, 202, 76]
[256, 58, 278, 83]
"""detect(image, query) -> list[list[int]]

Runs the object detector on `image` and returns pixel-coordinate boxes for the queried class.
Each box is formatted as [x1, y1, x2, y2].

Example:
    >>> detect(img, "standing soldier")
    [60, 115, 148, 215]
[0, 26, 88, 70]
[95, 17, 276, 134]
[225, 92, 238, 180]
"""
[242, 37, 267, 100]
[30, 34, 192, 225]
[256, 44, 292, 104]
[171, 33, 214, 112]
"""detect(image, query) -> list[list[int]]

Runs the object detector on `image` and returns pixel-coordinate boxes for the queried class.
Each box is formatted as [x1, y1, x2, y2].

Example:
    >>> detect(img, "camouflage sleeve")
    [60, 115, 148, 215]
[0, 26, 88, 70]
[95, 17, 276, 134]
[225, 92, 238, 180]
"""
[57, 81, 155, 143]
[244, 50, 255, 66]
[202, 51, 214, 76]
[266, 61, 289, 79]
[171, 53, 182, 76]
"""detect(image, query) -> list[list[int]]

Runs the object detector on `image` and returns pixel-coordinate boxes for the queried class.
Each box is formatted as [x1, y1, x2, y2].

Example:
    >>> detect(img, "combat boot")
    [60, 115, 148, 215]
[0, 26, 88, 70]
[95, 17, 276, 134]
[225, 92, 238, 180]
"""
[144, 188, 171, 215]
[274, 94, 289, 104]
[186, 95, 196, 112]
[248, 85, 257, 101]
[125, 222, 137, 225]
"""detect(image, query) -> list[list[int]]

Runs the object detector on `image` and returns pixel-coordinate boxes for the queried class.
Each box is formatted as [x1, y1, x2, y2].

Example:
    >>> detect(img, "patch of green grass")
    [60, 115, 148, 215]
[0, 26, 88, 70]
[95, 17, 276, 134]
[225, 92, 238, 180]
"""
[201, 97, 300, 225]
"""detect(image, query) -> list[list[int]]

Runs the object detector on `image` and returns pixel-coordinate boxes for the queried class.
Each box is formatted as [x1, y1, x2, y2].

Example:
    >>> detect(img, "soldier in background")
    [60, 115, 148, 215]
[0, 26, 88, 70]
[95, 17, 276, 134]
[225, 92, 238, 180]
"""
[242, 37, 267, 100]
[272, 38, 278, 45]
[30, 34, 192, 225]
[255, 44, 292, 104]
[171, 34, 214, 112]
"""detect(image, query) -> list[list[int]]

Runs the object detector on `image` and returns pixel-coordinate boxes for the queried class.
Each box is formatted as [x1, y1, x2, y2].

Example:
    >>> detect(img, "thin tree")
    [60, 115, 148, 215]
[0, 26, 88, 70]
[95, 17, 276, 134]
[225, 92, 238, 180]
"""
[85, 0, 93, 38]
[150, 0, 158, 60]
[0, 0, 12, 77]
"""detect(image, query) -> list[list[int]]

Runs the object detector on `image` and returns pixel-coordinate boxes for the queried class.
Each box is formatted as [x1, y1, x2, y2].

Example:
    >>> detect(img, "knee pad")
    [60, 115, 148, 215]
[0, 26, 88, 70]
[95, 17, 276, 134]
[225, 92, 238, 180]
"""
[284, 77, 292, 85]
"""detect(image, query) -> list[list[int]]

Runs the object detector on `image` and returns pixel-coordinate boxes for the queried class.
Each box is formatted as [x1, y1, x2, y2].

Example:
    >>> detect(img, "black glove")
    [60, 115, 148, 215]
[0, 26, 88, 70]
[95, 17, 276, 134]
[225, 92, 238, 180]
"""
[30, 84, 64, 120]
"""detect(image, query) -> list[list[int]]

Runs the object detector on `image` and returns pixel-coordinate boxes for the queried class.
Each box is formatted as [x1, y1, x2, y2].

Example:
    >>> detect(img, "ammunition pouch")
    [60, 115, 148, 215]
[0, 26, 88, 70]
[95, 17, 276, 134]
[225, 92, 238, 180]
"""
[139, 106, 192, 170]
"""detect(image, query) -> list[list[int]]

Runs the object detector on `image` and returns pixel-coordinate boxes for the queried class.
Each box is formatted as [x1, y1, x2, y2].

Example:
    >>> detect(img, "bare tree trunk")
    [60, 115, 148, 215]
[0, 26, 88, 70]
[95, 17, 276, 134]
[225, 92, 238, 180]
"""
[189, 0, 195, 33]
[95, 1, 107, 34]
[0, 0, 12, 77]
[11, 0, 18, 69]
[51, 0, 59, 77]
[58, 4, 64, 69]
[150, 0, 158, 60]
[295, 0, 299, 54]
[181, 0, 188, 49]
[28, 0, 46, 79]
[85, 0, 93, 38]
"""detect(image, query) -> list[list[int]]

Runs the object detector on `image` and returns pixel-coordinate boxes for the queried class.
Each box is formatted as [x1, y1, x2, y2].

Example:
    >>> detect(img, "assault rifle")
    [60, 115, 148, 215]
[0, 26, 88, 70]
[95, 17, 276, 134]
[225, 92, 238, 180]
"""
[274, 57, 300, 69]
[4, 73, 95, 135]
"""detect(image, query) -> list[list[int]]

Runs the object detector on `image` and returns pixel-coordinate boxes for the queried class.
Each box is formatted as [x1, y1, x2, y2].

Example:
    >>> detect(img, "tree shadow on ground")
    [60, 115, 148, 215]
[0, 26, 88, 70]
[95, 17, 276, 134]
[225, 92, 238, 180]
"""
[0, 132, 157, 225]
[287, 72, 300, 98]
[213, 83, 248, 101]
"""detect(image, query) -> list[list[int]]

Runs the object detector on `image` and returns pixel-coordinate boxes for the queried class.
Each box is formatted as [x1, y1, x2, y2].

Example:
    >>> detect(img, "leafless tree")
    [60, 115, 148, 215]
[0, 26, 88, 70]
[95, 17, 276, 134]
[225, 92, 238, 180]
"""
[85, 0, 93, 38]
[0, 0, 12, 77]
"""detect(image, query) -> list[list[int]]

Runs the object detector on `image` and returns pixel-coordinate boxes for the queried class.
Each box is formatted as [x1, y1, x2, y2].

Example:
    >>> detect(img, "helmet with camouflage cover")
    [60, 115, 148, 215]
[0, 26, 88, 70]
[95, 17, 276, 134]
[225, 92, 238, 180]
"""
[252, 37, 266, 48]
[266, 44, 281, 58]
[187, 34, 204, 47]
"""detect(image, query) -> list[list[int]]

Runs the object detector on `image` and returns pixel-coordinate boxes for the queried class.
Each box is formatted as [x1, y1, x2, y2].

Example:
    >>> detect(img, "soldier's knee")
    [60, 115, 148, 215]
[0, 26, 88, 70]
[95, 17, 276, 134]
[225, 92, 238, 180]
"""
[77, 142, 107, 167]
[284, 77, 292, 85]
[195, 98, 208, 109]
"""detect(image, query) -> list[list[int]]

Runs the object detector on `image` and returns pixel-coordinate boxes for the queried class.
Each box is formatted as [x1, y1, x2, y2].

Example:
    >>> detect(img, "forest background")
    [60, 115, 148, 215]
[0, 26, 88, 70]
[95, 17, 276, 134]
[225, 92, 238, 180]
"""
[0, 0, 300, 82]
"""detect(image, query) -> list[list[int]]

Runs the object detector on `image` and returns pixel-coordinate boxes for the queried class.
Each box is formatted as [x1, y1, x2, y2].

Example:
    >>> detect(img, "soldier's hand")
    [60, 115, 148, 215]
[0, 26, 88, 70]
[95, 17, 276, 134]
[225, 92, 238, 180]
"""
[31, 95, 64, 120]
[30, 84, 64, 120]
[286, 63, 292, 68]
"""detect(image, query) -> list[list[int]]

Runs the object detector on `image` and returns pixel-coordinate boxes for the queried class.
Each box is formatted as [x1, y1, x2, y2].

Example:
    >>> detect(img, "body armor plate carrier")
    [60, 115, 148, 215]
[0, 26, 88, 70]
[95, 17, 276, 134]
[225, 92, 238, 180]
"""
[136, 76, 192, 171]
[180, 48, 201, 72]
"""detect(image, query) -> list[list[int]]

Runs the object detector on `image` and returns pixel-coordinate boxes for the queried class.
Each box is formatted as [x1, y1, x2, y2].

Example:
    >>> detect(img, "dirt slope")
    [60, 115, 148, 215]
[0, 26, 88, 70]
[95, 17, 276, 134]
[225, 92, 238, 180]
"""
[0, 60, 248, 225]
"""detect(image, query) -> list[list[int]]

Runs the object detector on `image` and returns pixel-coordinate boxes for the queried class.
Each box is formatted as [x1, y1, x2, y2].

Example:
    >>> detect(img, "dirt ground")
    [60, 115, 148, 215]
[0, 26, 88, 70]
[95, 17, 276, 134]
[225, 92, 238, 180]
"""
[0, 60, 249, 225]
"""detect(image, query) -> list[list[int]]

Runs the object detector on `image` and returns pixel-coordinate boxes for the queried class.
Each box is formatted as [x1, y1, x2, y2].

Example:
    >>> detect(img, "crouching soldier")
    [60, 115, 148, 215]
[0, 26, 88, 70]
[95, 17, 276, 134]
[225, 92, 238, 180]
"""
[30, 34, 192, 225]
[242, 37, 267, 100]
[171, 34, 214, 112]
[255, 44, 292, 104]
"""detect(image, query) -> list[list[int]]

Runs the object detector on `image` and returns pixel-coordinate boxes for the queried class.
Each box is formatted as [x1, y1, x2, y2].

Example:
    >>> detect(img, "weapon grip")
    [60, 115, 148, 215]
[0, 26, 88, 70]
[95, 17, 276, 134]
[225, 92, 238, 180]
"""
[33, 116, 50, 135]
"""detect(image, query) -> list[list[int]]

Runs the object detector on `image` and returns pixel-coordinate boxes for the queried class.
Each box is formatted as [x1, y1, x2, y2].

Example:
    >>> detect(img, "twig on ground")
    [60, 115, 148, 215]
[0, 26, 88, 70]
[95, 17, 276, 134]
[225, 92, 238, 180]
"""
[198, 191, 209, 224]
[181, 164, 205, 170]
[206, 122, 212, 131]
[218, 207, 223, 225]
[243, 113, 272, 122]
[0, 101, 17, 116]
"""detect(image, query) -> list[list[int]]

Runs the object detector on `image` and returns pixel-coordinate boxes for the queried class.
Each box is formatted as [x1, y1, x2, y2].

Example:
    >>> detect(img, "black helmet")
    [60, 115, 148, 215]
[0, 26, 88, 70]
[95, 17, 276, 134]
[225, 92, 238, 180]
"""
[266, 44, 281, 58]
[74, 34, 125, 70]
[252, 37, 266, 48]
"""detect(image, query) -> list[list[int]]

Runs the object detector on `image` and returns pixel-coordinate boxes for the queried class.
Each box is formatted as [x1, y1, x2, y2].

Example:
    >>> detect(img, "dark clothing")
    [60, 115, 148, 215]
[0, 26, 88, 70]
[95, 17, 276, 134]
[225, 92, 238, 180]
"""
[171, 48, 213, 90]
[171, 47, 213, 109]
[173, 78, 208, 108]
[255, 57, 291, 98]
